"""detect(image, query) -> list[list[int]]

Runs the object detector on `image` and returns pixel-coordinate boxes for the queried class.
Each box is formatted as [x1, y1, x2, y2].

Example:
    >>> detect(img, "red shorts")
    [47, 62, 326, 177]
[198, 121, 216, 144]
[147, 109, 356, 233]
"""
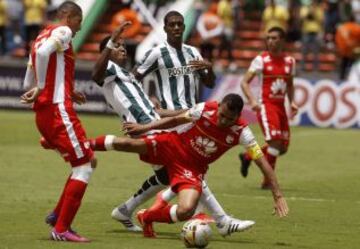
[257, 103, 290, 142]
[35, 103, 94, 167]
[140, 132, 206, 193]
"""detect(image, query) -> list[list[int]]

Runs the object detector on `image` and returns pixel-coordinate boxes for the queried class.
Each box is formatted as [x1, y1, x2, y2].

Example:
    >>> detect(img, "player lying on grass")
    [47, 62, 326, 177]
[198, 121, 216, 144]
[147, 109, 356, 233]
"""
[97, 93, 289, 237]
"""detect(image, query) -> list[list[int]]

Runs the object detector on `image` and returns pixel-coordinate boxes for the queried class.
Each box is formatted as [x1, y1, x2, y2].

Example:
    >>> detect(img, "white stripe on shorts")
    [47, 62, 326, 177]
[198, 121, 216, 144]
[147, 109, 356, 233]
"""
[58, 103, 84, 159]
[260, 104, 271, 141]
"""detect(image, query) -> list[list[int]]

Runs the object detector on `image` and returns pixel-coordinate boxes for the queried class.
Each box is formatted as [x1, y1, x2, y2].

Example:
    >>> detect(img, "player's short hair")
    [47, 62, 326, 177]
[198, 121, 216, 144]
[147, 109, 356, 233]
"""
[164, 11, 184, 25]
[221, 94, 244, 115]
[99, 36, 111, 52]
[57, 1, 82, 18]
[268, 27, 286, 39]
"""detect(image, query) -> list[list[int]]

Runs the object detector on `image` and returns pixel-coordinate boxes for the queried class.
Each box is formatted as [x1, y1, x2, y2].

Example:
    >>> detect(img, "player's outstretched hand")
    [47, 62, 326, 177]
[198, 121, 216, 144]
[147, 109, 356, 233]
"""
[123, 122, 148, 136]
[273, 196, 289, 218]
[111, 21, 132, 42]
[188, 59, 212, 71]
[72, 91, 86, 105]
[20, 86, 41, 104]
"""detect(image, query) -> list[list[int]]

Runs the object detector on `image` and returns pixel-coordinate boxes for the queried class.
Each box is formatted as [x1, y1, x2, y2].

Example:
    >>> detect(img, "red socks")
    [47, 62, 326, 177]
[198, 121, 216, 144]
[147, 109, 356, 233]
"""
[143, 205, 173, 223]
[53, 176, 71, 216]
[243, 151, 252, 161]
[54, 179, 87, 232]
[89, 136, 107, 151]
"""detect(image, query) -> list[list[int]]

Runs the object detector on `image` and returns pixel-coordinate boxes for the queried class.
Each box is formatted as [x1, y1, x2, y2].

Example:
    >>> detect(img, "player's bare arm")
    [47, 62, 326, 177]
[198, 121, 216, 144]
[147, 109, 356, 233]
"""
[92, 21, 131, 83]
[254, 156, 289, 217]
[287, 78, 298, 118]
[123, 111, 192, 136]
[155, 108, 187, 118]
[188, 59, 216, 88]
[241, 70, 260, 112]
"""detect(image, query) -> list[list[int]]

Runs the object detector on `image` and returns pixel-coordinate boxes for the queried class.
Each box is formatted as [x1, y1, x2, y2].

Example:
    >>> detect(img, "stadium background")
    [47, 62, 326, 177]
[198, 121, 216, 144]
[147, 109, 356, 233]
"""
[0, 0, 359, 128]
[0, 1, 359, 249]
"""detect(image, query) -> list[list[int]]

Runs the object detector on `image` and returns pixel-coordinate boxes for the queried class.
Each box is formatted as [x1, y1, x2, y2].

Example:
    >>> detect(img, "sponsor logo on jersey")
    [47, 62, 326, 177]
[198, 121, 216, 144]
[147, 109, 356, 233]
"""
[190, 136, 218, 157]
[168, 66, 195, 77]
[270, 78, 287, 97]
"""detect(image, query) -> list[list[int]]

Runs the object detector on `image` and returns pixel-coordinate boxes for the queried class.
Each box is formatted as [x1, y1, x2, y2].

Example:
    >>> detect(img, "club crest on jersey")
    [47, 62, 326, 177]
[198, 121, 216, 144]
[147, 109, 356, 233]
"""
[190, 136, 218, 157]
[267, 66, 273, 71]
[168, 66, 194, 77]
[270, 78, 287, 95]
[226, 135, 234, 144]
[183, 170, 194, 180]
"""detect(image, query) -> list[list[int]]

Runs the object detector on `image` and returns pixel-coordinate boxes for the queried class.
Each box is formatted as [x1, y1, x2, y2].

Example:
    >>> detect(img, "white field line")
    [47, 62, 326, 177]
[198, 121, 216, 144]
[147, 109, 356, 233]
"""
[221, 193, 338, 203]
[292, 131, 330, 137]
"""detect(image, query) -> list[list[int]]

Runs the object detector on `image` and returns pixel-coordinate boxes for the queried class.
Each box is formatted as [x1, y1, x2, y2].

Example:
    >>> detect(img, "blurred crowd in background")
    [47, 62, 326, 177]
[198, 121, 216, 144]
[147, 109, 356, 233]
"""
[0, 0, 359, 80]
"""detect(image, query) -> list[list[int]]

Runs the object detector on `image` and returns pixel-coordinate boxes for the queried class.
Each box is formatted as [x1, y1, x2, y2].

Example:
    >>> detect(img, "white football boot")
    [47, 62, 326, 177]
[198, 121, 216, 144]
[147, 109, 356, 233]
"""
[216, 216, 255, 237]
[111, 205, 142, 232]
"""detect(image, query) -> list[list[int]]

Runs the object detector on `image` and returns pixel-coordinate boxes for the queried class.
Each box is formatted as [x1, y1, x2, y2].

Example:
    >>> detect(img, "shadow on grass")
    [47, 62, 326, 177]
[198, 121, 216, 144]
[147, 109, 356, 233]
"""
[107, 229, 257, 245]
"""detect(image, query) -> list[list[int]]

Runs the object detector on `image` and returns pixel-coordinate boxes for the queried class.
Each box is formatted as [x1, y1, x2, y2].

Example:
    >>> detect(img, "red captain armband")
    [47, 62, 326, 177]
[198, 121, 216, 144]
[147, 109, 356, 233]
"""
[246, 142, 263, 160]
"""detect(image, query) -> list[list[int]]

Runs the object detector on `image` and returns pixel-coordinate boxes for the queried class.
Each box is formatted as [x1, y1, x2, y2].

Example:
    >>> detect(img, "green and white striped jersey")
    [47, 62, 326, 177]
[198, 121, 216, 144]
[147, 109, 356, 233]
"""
[101, 61, 160, 124]
[136, 42, 203, 110]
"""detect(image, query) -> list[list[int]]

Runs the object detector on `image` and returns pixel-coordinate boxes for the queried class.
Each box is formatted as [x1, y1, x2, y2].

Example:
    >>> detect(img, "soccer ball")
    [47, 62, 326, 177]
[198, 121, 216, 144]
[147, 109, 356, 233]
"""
[180, 219, 212, 248]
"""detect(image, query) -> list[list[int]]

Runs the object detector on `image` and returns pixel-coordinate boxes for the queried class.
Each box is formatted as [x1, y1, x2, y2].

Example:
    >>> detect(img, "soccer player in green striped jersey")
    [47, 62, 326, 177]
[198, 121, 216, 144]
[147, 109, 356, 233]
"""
[133, 11, 216, 110]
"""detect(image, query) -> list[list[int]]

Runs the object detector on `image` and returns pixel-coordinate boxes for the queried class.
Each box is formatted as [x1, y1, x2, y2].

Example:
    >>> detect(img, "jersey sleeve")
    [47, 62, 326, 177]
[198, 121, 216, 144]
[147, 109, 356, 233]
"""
[239, 126, 263, 160]
[238, 126, 256, 146]
[50, 26, 72, 52]
[248, 55, 263, 74]
[191, 46, 203, 60]
[23, 55, 36, 89]
[103, 61, 118, 85]
[136, 48, 159, 76]
[185, 102, 205, 121]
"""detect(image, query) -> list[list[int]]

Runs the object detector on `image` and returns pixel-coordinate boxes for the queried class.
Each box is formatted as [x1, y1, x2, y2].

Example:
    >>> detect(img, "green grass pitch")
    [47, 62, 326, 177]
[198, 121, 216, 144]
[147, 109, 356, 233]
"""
[0, 110, 359, 249]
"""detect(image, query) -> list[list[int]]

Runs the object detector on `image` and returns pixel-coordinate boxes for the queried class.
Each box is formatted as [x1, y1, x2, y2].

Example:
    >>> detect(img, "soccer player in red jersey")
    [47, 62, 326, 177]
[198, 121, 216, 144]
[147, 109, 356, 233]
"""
[239, 27, 298, 189]
[20, 1, 96, 242]
[99, 94, 289, 237]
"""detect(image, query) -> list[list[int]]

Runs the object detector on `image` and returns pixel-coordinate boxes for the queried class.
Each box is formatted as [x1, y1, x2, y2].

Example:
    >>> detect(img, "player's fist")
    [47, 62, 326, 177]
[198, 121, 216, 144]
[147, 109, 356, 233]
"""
[20, 86, 41, 104]
[72, 91, 86, 105]
[111, 21, 132, 42]
[290, 102, 298, 118]
[250, 100, 261, 112]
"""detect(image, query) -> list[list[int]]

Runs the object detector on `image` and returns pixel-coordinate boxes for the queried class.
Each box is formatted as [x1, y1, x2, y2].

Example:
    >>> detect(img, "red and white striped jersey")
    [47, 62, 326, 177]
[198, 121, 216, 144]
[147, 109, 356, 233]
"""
[249, 51, 295, 106]
[31, 25, 74, 108]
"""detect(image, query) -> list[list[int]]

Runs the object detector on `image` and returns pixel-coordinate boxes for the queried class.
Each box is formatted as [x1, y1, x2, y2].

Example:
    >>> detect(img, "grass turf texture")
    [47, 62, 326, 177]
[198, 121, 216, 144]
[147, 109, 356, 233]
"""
[0, 110, 359, 249]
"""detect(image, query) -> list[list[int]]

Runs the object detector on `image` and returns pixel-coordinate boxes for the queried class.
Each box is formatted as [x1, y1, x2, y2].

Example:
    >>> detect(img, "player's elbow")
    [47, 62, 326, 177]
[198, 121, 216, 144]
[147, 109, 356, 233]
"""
[91, 71, 103, 84]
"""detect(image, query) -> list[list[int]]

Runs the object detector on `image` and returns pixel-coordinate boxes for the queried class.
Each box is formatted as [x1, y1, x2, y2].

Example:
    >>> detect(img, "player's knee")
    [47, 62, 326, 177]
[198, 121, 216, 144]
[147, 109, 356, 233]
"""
[176, 203, 196, 221]
[155, 167, 170, 185]
[71, 162, 94, 183]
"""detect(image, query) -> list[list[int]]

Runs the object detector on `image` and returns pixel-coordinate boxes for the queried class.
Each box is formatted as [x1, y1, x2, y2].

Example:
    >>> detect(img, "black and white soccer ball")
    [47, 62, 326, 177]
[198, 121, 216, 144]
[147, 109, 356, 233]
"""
[180, 219, 212, 248]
